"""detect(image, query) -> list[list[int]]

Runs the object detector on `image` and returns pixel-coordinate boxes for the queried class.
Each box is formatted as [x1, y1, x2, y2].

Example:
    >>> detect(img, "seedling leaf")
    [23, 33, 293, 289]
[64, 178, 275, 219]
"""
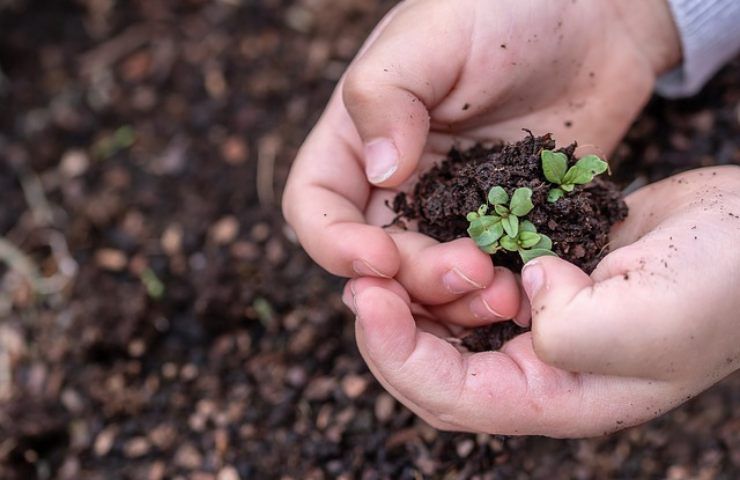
[532, 234, 553, 250]
[467, 215, 499, 237]
[541, 149, 568, 184]
[488, 186, 509, 205]
[509, 187, 534, 216]
[474, 220, 504, 246]
[574, 154, 608, 176]
[547, 188, 565, 203]
[520, 248, 557, 264]
[520, 220, 537, 233]
[494, 204, 509, 216]
[500, 235, 519, 252]
[482, 243, 501, 254]
[518, 231, 541, 248]
[501, 215, 519, 237]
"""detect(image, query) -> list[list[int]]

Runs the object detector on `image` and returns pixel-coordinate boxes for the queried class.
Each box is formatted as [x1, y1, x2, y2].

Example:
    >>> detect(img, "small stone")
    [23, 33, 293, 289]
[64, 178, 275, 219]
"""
[149, 423, 177, 450]
[180, 363, 199, 381]
[60, 149, 89, 177]
[124, 437, 150, 458]
[221, 136, 248, 165]
[128, 338, 146, 357]
[285, 366, 307, 387]
[250, 222, 270, 242]
[161, 224, 183, 255]
[61, 388, 84, 414]
[230, 241, 259, 261]
[94, 426, 117, 456]
[95, 248, 127, 271]
[341, 374, 368, 399]
[148, 462, 166, 480]
[174, 443, 203, 470]
[456, 438, 475, 458]
[191, 473, 215, 480]
[305, 376, 336, 401]
[217, 466, 241, 480]
[210, 216, 239, 245]
[374, 393, 395, 423]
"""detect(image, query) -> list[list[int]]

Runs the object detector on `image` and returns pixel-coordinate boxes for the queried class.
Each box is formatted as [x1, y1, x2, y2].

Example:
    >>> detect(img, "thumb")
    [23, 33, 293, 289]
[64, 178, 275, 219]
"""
[522, 254, 682, 378]
[341, 3, 470, 186]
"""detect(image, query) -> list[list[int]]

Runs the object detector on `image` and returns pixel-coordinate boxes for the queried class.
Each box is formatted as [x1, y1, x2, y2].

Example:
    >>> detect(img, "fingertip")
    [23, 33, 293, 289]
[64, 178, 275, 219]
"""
[354, 286, 416, 367]
[348, 277, 411, 306]
[437, 238, 495, 293]
[326, 223, 400, 278]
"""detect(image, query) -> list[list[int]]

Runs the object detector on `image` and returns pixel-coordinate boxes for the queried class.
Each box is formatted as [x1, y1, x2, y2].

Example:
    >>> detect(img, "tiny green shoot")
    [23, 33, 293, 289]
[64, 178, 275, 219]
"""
[466, 186, 556, 263]
[140, 267, 165, 300]
[541, 149, 608, 202]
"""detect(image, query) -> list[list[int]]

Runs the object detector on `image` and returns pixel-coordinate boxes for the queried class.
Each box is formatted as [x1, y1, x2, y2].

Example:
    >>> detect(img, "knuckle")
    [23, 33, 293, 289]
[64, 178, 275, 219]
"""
[342, 65, 377, 111]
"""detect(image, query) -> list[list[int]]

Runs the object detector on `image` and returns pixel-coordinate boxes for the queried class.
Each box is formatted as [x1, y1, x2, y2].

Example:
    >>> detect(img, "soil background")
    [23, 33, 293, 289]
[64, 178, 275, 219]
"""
[0, 1, 738, 479]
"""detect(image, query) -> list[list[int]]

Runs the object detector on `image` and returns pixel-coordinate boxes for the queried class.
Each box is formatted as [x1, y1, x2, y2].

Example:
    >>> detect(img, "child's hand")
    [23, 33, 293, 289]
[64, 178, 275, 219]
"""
[283, 0, 680, 327]
[344, 166, 740, 437]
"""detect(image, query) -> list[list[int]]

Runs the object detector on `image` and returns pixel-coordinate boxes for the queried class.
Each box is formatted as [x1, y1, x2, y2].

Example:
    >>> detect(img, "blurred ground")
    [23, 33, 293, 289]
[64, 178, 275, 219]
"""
[0, 1, 738, 479]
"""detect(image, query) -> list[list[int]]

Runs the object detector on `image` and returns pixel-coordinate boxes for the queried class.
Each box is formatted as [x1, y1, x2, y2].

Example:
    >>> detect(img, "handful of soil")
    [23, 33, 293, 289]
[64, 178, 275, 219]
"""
[391, 132, 628, 351]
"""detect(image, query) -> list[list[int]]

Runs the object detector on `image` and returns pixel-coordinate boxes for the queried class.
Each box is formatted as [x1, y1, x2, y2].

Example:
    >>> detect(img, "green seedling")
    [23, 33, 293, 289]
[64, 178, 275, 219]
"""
[466, 186, 556, 262]
[140, 267, 165, 300]
[541, 149, 608, 202]
[94, 125, 136, 159]
[498, 220, 556, 263]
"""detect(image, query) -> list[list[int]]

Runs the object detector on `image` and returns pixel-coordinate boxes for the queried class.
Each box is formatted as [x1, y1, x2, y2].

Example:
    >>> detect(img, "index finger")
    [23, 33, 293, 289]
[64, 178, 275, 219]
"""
[282, 89, 401, 278]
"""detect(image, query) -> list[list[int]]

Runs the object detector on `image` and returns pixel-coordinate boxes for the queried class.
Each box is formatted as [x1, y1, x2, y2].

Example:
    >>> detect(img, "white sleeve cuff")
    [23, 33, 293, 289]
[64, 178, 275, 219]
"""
[656, 0, 740, 98]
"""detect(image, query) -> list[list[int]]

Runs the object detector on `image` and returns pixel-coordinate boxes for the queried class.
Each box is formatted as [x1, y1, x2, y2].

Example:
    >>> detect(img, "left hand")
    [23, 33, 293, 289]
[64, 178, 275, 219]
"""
[344, 166, 740, 437]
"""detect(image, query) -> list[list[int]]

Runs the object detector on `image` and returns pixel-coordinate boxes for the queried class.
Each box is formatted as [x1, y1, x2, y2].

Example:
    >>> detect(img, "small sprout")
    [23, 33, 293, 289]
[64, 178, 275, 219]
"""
[94, 125, 136, 159]
[541, 149, 608, 202]
[498, 220, 557, 263]
[140, 267, 165, 300]
[466, 186, 552, 263]
[252, 297, 274, 327]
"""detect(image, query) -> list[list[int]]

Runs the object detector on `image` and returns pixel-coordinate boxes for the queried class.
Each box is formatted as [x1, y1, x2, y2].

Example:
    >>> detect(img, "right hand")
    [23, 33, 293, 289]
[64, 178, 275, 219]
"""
[283, 0, 681, 327]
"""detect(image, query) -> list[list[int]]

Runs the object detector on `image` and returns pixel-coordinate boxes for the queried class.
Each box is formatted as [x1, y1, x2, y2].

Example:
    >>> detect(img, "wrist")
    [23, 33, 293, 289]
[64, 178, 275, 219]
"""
[611, 0, 682, 76]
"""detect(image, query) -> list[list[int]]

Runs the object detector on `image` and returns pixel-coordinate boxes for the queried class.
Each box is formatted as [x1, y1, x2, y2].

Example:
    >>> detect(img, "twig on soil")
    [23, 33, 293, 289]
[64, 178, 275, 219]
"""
[5, 162, 79, 297]
[257, 135, 279, 207]
[0, 237, 43, 292]
[79, 24, 152, 76]
[0, 337, 10, 401]
[17, 166, 55, 226]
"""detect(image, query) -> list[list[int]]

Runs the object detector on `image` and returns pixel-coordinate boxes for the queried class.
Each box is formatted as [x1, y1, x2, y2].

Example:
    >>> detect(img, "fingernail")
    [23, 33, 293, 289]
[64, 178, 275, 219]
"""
[469, 296, 505, 320]
[521, 261, 545, 300]
[364, 138, 399, 184]
[442, 267, 484, 294]
[352, 259, 390, 278]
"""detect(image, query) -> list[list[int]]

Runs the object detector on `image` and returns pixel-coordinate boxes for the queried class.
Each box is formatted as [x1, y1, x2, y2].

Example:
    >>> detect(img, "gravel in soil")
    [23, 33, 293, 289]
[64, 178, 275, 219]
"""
[0, 1, 739, 479]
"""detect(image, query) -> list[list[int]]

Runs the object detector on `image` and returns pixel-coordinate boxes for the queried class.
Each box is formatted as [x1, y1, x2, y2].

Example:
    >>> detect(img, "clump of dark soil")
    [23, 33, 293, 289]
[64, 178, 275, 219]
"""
[393, 132, 628, 274]
[461, 322, 529, 352]
[393, 132, 628, 351]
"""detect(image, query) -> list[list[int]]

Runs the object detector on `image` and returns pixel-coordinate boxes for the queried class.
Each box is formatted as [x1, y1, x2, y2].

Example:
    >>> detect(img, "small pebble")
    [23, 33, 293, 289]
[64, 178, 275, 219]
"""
[217, 467, 240, 480]
[456, 438, 475, 458]
[341, 374, 368, 399]
[210, 216, 240, 245]
[95, 248, 127, 271]
[60, 149, 89, 177]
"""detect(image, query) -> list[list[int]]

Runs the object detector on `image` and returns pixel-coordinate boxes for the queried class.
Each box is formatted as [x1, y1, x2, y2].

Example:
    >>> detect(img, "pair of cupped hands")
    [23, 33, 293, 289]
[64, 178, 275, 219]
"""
[283, 0, 740, 436]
